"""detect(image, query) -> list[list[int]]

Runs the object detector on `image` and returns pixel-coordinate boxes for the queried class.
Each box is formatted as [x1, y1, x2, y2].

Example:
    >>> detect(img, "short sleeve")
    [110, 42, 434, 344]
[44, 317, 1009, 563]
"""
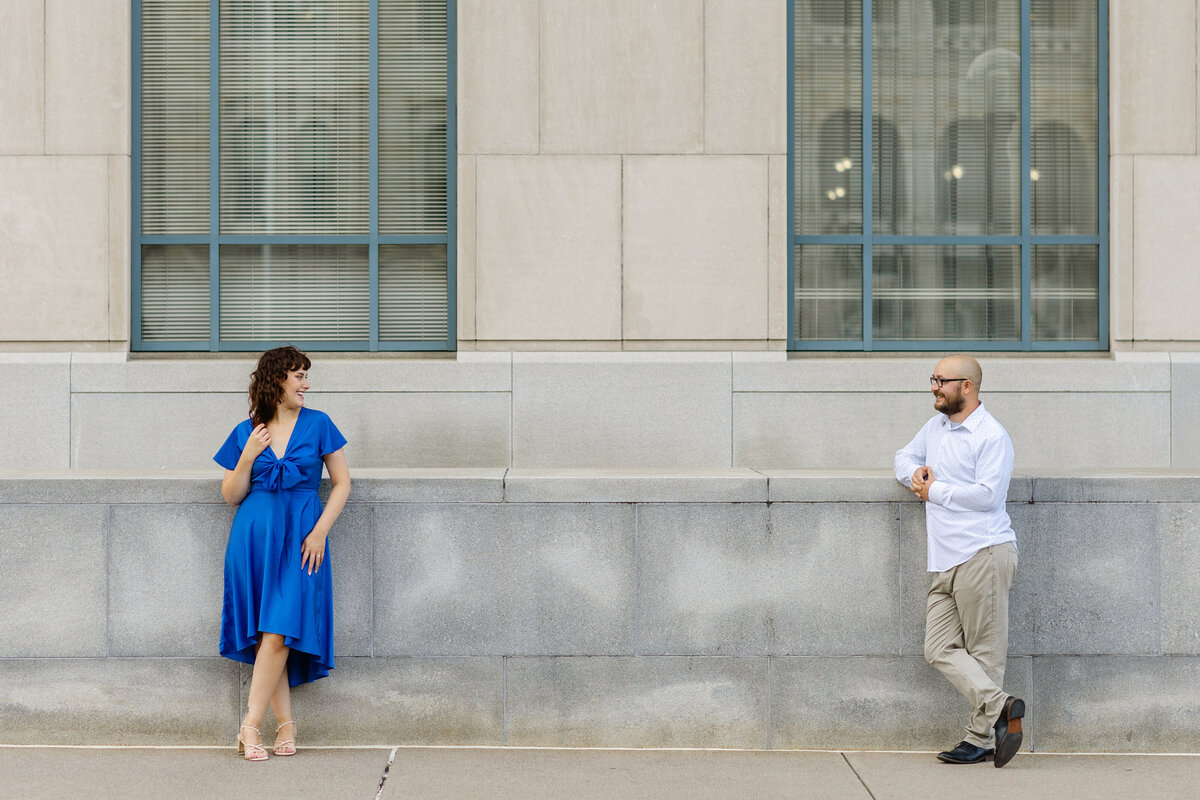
[214, 424, 245, 470]
[318, 413, 348, 456]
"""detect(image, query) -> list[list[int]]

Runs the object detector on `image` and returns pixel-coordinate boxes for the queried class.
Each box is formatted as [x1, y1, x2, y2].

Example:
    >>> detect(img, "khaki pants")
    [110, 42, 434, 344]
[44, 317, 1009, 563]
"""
[924, 542, 1018, 748]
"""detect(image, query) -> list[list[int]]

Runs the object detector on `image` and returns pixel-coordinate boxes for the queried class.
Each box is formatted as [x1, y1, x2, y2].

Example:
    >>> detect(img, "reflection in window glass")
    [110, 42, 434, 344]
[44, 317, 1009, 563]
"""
[795, 245, 863, 340]
[875, 0, 1020, 237]
[873, 245, 1018, 340]
[794, 1, 863, 236]
[1031, 0, 1097, 234]
[790, 0, 1102, 348]
[1032, 245, 1098, 342]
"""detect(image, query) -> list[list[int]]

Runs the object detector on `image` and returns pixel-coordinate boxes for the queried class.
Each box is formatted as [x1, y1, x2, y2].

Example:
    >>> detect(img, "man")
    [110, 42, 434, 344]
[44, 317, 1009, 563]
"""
[894, 354, 1024, 768]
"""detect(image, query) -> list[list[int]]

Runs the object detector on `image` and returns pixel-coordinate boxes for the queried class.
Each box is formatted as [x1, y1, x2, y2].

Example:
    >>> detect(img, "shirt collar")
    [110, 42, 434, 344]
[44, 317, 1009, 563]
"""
[947, 401, 987, 432]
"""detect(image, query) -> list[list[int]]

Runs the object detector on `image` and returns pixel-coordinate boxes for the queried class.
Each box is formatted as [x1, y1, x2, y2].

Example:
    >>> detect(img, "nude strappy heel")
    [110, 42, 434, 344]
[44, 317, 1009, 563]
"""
[274, 720, 296, 756]
[236, 724, 269, 761]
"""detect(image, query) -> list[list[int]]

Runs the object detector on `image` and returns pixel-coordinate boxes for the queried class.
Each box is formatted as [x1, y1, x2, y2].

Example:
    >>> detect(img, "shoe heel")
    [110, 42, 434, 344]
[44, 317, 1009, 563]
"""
[1008, 697, 1025, 719]
[1007, 697, 1025, 734]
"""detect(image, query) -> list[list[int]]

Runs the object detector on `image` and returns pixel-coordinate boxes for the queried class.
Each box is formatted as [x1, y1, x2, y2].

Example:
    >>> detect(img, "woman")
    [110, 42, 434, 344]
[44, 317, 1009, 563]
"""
[214, 346, 351, 761]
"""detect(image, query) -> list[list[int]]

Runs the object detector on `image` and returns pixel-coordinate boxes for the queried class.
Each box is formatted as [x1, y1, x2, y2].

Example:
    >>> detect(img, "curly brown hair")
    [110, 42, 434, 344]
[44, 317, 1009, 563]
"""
[248, 346, 312, 427]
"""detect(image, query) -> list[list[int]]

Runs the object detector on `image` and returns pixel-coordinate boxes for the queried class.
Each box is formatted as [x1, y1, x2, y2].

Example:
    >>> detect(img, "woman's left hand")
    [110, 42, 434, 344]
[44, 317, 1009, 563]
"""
[301, 531, 327, 575]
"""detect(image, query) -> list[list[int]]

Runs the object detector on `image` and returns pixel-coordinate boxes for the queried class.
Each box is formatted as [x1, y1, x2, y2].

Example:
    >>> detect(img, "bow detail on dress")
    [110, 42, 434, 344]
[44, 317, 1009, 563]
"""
[260, 455, 303, 491]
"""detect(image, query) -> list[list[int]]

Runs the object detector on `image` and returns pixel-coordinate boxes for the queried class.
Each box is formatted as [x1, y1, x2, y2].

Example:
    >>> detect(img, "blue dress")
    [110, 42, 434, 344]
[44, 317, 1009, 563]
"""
[214, 406, 347, 687]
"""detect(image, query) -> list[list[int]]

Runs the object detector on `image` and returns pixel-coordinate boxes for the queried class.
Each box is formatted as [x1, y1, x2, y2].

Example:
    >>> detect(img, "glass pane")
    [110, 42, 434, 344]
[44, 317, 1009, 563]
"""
[794, 1, 863, 235]
[1031, 0, 1097, 234]
[380, 0, 448, 235]
[219, 1, 369, 235]
[379, 244, 448, 341]
[142, 245, 210, 341]
[874, 0, 1020, 236]
[142, 0, 209, 235]
[1032, 245, 1098, 341]
[873, 244, 1018, 340]
[219, 244, 369, 341]
[795, 245, 863, 340]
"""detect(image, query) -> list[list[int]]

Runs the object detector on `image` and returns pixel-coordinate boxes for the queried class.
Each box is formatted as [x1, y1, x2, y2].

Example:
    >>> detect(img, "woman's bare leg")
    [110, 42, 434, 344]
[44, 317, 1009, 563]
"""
[241, 633, 290, 749]
[268, 668, 295, 753]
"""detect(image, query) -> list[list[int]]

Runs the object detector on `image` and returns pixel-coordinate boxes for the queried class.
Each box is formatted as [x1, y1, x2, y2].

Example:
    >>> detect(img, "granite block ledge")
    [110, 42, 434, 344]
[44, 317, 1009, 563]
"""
[504, 469, 767, 503]
[0, 470, 1195, 505]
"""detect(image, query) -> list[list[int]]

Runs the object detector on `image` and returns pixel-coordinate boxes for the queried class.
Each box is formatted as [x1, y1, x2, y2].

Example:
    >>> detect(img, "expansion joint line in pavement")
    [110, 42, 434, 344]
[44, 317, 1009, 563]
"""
[374, 747, 399, 800]
[842, 752, 879, 800]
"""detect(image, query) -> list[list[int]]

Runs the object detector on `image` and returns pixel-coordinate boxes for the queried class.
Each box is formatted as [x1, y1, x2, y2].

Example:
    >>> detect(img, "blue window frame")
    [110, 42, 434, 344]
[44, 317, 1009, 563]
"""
[788, 0, 1108, 351]
[132, 0, 456, 352]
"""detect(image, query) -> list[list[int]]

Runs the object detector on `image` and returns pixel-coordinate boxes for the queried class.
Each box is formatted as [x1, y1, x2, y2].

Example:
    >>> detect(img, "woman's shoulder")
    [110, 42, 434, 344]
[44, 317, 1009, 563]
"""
[228, 416, 254, 437]
[302, 407, 341, 430]
[303, 406, 333, 423]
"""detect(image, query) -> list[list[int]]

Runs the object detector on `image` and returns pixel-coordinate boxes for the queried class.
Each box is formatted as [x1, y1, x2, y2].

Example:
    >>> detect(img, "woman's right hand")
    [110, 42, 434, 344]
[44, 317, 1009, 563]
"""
[243, 423, 271, 459]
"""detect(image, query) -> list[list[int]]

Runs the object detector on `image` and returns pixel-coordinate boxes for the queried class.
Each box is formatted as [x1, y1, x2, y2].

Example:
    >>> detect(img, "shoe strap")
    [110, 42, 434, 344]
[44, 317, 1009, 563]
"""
[238, 725, 268, 759]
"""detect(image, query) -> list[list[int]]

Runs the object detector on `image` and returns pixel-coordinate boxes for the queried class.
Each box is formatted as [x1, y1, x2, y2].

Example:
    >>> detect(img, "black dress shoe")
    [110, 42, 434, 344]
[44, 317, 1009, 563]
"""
[993, 695, 1026, 768]
[936, 741, 994, 764]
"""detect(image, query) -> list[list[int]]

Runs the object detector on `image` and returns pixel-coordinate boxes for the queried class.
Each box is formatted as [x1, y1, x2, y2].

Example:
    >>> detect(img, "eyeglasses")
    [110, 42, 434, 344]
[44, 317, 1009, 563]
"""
[929, 377, 968, 389]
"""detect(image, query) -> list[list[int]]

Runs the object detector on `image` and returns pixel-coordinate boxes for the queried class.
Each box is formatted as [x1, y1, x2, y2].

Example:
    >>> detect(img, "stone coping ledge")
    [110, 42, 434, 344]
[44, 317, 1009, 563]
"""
[0, 469, 1196, 504]
[0, 350, 1186, 395]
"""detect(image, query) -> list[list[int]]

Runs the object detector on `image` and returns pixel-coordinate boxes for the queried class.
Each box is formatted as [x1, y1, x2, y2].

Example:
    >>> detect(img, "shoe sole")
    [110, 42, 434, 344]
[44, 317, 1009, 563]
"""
[993, 697, 1025, 768]
[936, 753, 993, 764]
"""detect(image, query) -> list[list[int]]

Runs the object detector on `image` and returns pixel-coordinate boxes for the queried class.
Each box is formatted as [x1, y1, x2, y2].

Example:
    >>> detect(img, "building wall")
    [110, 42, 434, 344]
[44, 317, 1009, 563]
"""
[4, 1, 1197, 353]
[0, 0, 130, 351]
[4, 350, 1198, 472]
[457, 0, 786, 349]
[4, 1, 1200, 752]
[2, 473, 1198, 751]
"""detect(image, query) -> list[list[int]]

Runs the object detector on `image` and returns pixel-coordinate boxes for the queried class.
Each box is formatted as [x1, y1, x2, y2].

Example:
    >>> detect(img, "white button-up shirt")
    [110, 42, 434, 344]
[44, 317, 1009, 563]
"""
[894, 402, 1016, 573]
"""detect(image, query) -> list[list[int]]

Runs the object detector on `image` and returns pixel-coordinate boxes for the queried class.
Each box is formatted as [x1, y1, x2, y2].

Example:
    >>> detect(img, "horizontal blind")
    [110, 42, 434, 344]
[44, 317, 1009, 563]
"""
[379, 0, 448, 235]
[1030, 0, 1097, 235]
[142, 0, 210, 235]
[219, 245, 369, 340]
[794, 1, 863, 237]
[379, 245, 447, 340]
[219, 0, 369, 235]
[874, 0, 1020, 237]
[141, 245, 210, 341]
[794, 245, 862, 340]
[1032, 245, 1098, 341]
[872, 244, 1019, 340]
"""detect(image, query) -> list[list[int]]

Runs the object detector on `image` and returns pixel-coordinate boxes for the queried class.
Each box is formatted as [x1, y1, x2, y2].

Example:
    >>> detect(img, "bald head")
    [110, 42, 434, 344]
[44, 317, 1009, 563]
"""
[931, 354, 982, 421]
[936, 354, 982, 389]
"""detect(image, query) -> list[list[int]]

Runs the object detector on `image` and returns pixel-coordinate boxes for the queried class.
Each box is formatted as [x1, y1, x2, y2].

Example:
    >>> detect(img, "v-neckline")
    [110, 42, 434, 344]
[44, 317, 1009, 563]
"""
[267, 407, 304, 460]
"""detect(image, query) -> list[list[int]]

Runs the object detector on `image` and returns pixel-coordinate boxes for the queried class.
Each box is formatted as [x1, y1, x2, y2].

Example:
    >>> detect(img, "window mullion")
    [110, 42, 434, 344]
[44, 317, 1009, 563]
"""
[446, 0, 458, 351]
[1020, 0, 1032, 349]
[862, 0, 873, 351]
[370, 0, 380, 351]
[1097, 0, 1110, 348]
[209, 0, 221, 353]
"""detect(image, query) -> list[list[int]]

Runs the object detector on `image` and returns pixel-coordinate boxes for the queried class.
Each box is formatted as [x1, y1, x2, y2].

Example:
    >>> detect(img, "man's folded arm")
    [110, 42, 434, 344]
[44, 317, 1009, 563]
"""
[926, 435, 1013, 511]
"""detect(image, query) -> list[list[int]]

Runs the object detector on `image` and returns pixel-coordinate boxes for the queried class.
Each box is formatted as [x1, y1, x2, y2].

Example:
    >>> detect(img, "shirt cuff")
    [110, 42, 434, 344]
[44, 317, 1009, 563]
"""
[927, 481, 951, 506]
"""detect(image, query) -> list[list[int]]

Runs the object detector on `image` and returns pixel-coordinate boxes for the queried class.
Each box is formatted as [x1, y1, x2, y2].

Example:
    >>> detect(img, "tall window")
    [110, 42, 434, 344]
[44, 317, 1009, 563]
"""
[134, 0, 454, 351]
[789, 0, 1106, 350]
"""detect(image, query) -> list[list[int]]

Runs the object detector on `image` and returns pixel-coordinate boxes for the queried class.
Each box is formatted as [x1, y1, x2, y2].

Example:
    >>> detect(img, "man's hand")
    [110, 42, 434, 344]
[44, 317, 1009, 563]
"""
[910, 466, 935, 502]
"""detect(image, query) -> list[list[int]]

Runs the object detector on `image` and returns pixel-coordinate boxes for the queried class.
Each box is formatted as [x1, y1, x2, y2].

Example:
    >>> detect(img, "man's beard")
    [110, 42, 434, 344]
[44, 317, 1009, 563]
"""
[935, 392, 965, 416]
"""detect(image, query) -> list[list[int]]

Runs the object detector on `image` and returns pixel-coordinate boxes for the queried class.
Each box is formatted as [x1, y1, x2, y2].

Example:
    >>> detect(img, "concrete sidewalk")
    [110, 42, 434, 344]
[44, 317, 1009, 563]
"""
[3, 746, 1199, 800]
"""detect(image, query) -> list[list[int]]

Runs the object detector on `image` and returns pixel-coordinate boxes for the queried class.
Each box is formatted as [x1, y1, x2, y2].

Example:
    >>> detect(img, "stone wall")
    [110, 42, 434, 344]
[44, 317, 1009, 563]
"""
[2, 351, 1198, 472]
[2, 472, 1198, 751]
